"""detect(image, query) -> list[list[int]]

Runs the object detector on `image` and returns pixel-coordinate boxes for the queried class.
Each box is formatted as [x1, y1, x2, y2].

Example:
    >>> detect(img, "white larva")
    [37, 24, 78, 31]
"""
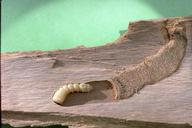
[52, 83, 93, 105]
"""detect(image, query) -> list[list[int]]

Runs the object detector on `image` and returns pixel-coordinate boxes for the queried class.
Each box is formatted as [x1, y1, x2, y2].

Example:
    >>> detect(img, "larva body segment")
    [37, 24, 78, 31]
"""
[78, 83, 91, 92]
[52, 83, 93, 105]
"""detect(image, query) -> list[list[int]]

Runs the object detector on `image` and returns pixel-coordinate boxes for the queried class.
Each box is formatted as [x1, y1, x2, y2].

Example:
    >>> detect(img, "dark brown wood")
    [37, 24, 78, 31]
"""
[1, 17, 192, 127]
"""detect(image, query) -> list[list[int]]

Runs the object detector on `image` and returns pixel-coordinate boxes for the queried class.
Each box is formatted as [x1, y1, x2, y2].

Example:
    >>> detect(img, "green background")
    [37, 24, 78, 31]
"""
[2, 0, 192, 53]
[1, 0, 192, 127]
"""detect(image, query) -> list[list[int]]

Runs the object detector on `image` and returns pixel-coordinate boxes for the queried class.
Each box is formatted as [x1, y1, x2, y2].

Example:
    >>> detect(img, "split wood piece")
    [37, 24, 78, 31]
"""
[1, 17, 192, 127]
[2, 19, 169, 106]
[2, 17, 188, 103]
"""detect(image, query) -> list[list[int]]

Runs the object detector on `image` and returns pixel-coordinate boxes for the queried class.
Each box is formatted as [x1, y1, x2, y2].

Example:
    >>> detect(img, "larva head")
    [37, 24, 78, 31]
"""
[52, 87, 68, 105]
[79, 83, 93, 92]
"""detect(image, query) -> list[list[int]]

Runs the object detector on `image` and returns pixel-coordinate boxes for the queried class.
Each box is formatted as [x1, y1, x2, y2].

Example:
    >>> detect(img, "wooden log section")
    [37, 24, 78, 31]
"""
[1, 17, 192, 127]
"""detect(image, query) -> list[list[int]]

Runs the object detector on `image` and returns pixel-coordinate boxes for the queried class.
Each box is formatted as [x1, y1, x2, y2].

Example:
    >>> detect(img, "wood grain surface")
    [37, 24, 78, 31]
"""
[1, 17, 192, 128]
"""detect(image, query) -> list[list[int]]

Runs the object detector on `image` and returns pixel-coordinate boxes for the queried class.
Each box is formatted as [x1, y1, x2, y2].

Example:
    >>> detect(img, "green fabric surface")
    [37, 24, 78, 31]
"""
[2, 0, 191, 52]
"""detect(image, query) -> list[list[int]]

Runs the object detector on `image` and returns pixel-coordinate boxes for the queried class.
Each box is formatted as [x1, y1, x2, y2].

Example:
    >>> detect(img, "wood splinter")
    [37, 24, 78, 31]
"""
[52, 83, 93, 105]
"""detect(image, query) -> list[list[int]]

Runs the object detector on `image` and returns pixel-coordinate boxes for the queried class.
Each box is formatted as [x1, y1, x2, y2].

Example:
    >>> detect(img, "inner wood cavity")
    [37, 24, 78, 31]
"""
[62, 80, 114, 106]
